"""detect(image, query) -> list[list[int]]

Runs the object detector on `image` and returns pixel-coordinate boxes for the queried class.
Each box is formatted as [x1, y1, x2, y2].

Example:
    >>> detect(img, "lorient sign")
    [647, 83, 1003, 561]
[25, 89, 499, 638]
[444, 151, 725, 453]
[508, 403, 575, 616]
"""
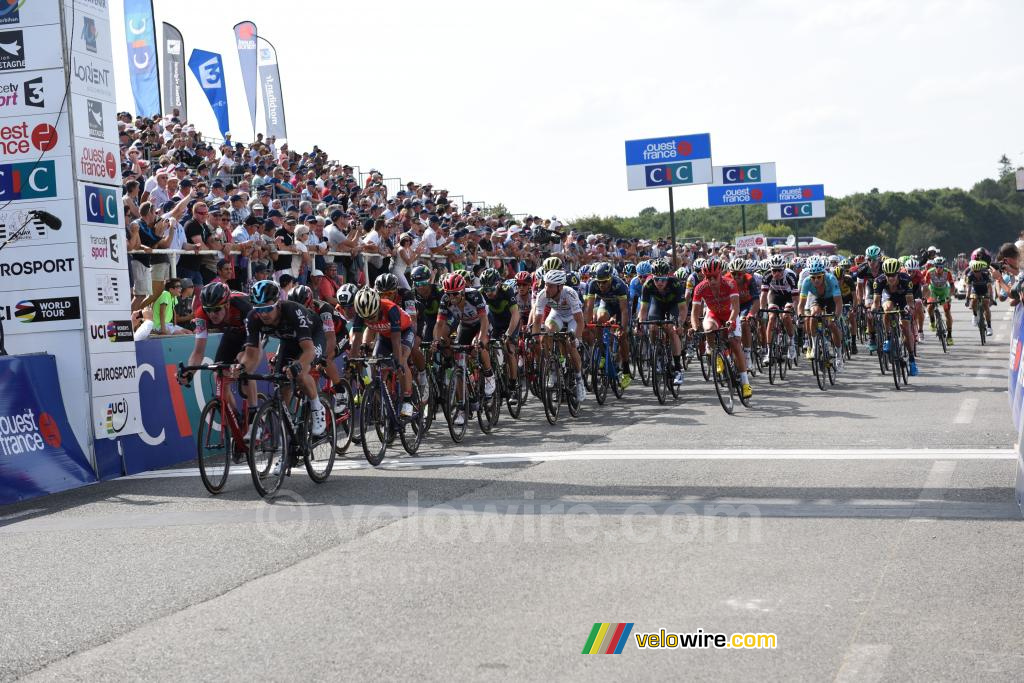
[766, 184, 826, 220]
[624, 133, 712, 191]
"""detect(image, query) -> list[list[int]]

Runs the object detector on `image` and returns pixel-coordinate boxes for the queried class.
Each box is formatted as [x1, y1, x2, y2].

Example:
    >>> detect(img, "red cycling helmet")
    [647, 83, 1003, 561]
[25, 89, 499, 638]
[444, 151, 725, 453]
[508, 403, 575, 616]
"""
[514, 271, 532, 286]
[702, 258, 724, 277]
[442, 272, 467, 293]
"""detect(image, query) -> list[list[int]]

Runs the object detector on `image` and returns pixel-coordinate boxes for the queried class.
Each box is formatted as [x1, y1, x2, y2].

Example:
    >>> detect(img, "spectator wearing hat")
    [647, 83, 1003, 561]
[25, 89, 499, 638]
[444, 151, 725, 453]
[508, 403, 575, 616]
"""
[229, 194, 250, 225]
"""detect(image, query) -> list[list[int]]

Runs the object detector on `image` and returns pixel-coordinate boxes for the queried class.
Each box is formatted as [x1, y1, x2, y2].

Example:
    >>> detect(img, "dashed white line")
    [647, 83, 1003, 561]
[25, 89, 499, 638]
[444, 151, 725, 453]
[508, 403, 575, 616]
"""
[954, 398, 979, 424]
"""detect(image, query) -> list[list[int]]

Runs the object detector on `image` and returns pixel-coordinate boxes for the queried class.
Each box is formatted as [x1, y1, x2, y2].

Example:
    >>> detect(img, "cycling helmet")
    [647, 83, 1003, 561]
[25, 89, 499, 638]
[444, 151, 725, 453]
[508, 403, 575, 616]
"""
[692, 258, 706, 272]
[636, 261, 653, 277]
[745, 259, 757, 274]
[769, 254, 786, 269]
[289, 285, 315, 308]
[374, 273, 400, 293]
[807, 259, 826, 275]
[542, 256, 563, 271]
[674, 266, 690, 280]
[882, 258, 902, 275]
[566, 272, 580, 288]
[839, 257, 851, 269]
[409, 264, 432, 284]
[905, 258, 920, 272]
[454, 268, 472, 282]
[865, 245, 882, 261]
[898, 255, 911, 265]
[793, 258, 806, 269]
[250, 280, 280, 306]
[652, 260, 671, 276]
[854, 255, 866, 265]
[479, 268, 502, 289]
[514, 271, 532, 286]
[594, 262, 613, 281]
[828, 254, 841, 265]
[337, 283, 359, 307]
[353, 288, 381, 319]
[623, 263, 637, 277]
[544, 269, 566, 285]
[971, 247, 991, 264]
[200, 281, 230, 310]
[442, 272, 467, 293]
[702, 258, 724, 277]
[728, 258, 746, 273]
[932, 256, 946, 268]
[970, 259, 987, 272]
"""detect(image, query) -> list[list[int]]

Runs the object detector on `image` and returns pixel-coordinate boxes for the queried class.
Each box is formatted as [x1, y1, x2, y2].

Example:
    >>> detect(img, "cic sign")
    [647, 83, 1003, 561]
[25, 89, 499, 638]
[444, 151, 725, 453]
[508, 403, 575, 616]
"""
[766, 184, 826, 220]
[624, 133, 713, 191]
[707, 162, 778, 206]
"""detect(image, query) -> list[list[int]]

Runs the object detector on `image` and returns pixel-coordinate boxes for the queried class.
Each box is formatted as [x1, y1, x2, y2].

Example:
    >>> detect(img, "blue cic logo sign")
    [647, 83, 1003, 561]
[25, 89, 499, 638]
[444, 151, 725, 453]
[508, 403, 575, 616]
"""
[645, 162, 693, 187]
[722, 165, 763, 184]
[781, 203, 813, 218]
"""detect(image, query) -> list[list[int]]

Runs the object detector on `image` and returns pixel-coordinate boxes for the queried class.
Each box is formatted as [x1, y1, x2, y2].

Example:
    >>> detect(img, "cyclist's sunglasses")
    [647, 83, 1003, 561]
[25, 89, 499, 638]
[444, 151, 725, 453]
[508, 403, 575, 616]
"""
[481, 286, 497, 293]
[253, 303, 276, 314]
[596, 277, 612, 283]
[771, 268, 784, 273]
[654, 276, 670, 282]
[413, 279, 431, 286]
[203, 305, 225, 312]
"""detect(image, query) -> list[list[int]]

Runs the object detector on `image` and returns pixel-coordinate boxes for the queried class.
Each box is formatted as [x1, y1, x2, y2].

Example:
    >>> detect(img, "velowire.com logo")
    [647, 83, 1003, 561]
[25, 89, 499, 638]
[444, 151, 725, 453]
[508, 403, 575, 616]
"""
[582, 623, 633, 655]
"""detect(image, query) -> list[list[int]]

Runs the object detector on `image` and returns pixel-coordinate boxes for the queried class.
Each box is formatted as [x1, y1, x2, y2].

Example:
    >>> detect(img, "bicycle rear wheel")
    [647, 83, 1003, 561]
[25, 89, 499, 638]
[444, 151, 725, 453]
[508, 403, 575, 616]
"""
[635, 335, 650, 386]
[446, 370, 467, 443]
[652, 342, 666, 405]
[711, 349, 735, 415]
[592, 341, 608, 405]
[196, 399, 231, 494]
[401, 385, 425, 455]
[609, 344, 624, 400]
[360, 385, 391, 465]
[247, 402, 289, 498]
[542, 353, 561, 425]
[330, 384, 354, 457]
[304, 392, 337, 483]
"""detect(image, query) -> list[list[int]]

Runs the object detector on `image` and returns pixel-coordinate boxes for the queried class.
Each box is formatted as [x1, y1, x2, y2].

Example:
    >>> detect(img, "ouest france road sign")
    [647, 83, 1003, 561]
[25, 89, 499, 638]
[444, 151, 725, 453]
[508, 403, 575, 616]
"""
[766, 184, 826, 220]
[624, 133, 713, 191]
[707, 162, 778, 206]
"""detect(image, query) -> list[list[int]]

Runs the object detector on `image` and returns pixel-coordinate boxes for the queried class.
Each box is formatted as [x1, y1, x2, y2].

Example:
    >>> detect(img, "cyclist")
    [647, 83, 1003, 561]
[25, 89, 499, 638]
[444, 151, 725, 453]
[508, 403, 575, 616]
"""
[904, 258, 926, 341]
[856, 245, 885, 352]
[512, 271, 535, 329]
[872, 258, 919, 376]
[638, 260, 686, 386]
[629, 261, 652, 319]
[479, 267, 521, 391]
[833, 264, 858, 354]
[532, 269, 586, 403]
[351, 288, 416, 419]
[433, 272, 497, 409]
[236, 280, 328, 436]
[288, 284, 344, 391]
[583, 262, 632, 387]
[691, 258, 752, 399]
[760, 254, 798, 363]
[925, 256, 954, 344]
[375, 273, 428, 395]
[727, 258, 760, 370]
[965, 259, 993, 335]
[797, 259, 845, 369]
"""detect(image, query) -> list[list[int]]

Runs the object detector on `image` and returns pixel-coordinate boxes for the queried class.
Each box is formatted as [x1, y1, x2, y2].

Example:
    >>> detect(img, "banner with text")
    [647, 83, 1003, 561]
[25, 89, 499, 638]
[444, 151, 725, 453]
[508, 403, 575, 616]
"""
[766, 185, 826, 220]
[233, 21, 258, 135]
[161, 22, 186, 118]
[257, 38, 287, 139]
[122, 0, 160, 117]
[188, 48, 229, 139]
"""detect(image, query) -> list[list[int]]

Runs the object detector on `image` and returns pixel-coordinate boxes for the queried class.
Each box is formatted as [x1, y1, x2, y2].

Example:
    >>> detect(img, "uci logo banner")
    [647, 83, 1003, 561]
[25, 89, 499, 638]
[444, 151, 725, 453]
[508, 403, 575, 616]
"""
[187, 48, 230, 140]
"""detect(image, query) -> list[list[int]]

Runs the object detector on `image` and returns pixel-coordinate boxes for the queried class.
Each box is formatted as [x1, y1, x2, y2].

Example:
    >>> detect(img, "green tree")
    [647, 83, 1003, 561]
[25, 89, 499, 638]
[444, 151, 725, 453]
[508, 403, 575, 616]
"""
[895, 217, 943, 256]
[817, 207, 881, 252]
[999, 154, 1014, 180]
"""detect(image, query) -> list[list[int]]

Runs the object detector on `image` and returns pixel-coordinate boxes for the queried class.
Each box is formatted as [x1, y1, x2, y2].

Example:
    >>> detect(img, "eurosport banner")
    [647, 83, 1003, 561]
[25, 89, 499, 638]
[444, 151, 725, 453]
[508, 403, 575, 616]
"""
[257, 37, 287, 140]
[187, 48, 230, 139]
[123, 0, 160, 117]
[233, 21, 258, 135]
[161, 22, 187, 118]
[0, 354, 96, 505]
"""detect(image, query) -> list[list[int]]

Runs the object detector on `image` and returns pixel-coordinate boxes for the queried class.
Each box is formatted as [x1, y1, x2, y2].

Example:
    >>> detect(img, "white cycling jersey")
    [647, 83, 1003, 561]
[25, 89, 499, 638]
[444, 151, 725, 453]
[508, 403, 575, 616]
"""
[535, 286, 582, 322]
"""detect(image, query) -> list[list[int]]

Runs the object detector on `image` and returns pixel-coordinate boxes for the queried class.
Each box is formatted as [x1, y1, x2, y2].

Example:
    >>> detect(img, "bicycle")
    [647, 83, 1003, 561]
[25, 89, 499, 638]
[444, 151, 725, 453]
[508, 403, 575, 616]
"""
[872, 308, 890, 375]
[639, 320, 679, 405]
[177, 362, 265, 495]
[929, 299, 949, 353]
[630, 320, 651, 386]
[799, 314, 838, 391]
[744, 314, 765, 376]
[539, 331, 582, 424]
[440, 342, 495, 441]
[246, 370, 338, 498]
[489, 336, 527, 419]
[586, 322, 625, 405]
[354, 354, 425, 465]
[762, 309, 790, 385]
[970, 294, 989, 345]
[696, 328, 749, 414]
[881, 309, 910, 389]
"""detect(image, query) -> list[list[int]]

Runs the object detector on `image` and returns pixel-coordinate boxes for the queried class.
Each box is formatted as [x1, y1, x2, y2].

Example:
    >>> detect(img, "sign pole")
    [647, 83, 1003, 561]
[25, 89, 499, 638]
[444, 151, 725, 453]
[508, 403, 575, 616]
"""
[741, 205, 747, 236]
[668, 186, 678, 267]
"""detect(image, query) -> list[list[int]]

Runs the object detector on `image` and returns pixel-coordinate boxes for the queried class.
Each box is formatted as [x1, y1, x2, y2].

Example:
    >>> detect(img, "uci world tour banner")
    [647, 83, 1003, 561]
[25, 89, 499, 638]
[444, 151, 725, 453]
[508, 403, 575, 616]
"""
[233, 21, 258, 134]
[123, 0, 160, 116]
[257, 37, 287, 140]
[161, 22, 187, 118]
[188, 48, 230, 139]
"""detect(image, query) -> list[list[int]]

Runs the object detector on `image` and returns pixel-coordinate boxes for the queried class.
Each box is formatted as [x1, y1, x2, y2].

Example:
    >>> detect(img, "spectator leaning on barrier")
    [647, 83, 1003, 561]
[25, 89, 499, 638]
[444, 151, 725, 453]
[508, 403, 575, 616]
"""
[153, 278, 189, 335]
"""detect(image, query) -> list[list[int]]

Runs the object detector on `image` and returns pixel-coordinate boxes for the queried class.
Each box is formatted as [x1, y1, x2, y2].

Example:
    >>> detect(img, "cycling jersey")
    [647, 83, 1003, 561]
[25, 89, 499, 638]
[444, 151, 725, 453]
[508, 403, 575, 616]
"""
[762, 268, 798, 309]
[440, 288, 488, 327]
[729, 272, 759, 307]
[193, 292, 251, 340]
[484, 283, 519, 330]
[835, 273, 856, 301]
[353, 298, 413, 335]
[872, 272, 915, 303]
[800, 272, 841, 299]
[585, 276, 629, 313]
[311, 299, 344, 336]
[415, 283, 443, 319]
[966, 269, 992, 295]
[856, 262, 883, 284]
[535, 285, 583, 323]
[684, 272, 704, 300]
[692, 277, 739, 323]
[925, 268, 953, 292]
[244, 300, 323, 346]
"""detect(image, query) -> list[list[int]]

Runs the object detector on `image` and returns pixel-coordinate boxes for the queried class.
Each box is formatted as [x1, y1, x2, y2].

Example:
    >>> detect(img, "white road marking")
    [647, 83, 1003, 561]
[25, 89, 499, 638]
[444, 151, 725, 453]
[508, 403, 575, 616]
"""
[124, 448, 1017, 480]
[835, 644, 893, 682]
[911, 460, 956, 523]
[954, 398, 979, 424]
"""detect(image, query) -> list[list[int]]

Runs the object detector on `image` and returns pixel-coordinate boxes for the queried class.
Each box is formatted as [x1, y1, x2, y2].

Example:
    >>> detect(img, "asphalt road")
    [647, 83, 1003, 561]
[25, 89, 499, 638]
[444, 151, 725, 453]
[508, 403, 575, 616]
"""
[1, 303, 1021, 682]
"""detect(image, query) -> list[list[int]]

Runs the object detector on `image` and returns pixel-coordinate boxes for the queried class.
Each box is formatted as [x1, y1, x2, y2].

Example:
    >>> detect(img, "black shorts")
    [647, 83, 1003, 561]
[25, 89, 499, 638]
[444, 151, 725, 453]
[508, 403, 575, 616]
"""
[768, 291, 794, 309]
[806, 294, 836, 316]
[374, 328, 415, 356]
[273, 332, 326, 373]
[214, 328, 247, 364]
[417, 314, 438, 343]
[456, 323, 480, 345]
[647, 299, 679, 322]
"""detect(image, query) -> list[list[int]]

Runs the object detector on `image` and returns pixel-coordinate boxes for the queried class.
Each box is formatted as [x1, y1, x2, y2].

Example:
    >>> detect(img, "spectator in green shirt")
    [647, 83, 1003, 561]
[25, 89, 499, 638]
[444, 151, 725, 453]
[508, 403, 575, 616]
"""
[153, 279, 190, 335]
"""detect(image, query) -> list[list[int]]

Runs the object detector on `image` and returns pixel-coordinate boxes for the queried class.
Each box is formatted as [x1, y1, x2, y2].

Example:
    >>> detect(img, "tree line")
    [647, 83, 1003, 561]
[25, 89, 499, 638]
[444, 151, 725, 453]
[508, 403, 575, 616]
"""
[569, 156, 1024, 256]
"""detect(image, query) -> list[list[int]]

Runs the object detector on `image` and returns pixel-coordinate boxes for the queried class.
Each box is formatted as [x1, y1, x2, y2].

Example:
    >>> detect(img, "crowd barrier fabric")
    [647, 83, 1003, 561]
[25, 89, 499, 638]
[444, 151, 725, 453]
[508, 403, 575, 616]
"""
[1010, 305, 1024, 515]
[0, 354, 96, 505]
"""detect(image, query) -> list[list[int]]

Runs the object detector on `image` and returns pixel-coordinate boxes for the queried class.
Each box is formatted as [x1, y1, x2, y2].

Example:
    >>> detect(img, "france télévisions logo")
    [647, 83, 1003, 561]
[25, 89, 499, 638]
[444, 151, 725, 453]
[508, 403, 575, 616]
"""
[0, 30, 25, 71]
[0, 1, 24, 26]
[0, 160, 57, 200]
[85, 184, 118, 223]
[14, 296, 81, 323]
[0, 75, 41, 108]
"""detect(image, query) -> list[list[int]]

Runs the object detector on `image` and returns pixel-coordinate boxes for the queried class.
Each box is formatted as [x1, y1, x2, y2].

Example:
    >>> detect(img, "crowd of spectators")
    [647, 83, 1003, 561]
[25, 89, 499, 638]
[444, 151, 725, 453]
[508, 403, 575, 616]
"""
[121, 109, 776, 339]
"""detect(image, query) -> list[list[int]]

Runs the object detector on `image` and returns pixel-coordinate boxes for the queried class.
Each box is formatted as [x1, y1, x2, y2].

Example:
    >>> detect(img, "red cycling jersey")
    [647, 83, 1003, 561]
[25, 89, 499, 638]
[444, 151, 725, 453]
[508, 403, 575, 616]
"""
[692, 277, 739, 323]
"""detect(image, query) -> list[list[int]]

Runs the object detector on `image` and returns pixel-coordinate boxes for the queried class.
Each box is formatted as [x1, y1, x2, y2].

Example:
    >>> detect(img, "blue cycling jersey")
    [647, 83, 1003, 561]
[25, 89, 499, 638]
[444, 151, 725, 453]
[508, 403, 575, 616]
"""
[800, 272, 841, 299]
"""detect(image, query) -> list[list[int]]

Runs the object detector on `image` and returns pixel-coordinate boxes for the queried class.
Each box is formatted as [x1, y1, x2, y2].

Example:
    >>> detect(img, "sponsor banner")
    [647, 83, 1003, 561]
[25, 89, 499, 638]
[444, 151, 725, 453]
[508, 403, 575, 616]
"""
[70, 92, 116, 143]
[776, 184, 825, 202]
[79, 222, 125, 269]
[77, 180, 123, 226]
[69, 51, 114, 101]
[0, 353, 96, 506]
[86, 317, 133, 354]
[257, 39, 286, 140]
[0, 156, 74, 203]
[766, 200, 826, 221]
[712, 162, 776, 186]
[123, 0, 159, 117]
[62, 0, 110, 21]
[0, 109, 69, 160]
[0, 286, 82, 334]
[72, 135, 119, 185]
[0, 24, 64, 73]
[81, 267, 127, 310]
[0, 241, 79, 292]
[707, 182, 778, 206]
[64, 4, 113, 61]
[0, 0, 61, 29]
[0, 198, 77, 249]
[161, 22, 186, 118]
[189, 48, 229, 139]
[233, 21, 258, 133]
[88, 349, 138, 396]
[625, 158, 713, 191]
[735, 233, 767, 254]
[0, 67, 56, 115]
[624, 133, 712, 166]
[90, 390, 140, 440]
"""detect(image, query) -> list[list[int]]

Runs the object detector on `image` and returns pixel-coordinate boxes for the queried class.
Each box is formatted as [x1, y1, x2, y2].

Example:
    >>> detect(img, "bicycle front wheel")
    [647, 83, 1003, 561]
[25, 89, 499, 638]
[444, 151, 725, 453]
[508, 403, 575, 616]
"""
[360, 385, 390, 466]
[401, 386, 425, 456]
[247, 402, 289, 498]
[197, 399, 231, 494]
[711, 349, 735, 415]
[305, 392, 337, 483]
[592, 341, 608, 405]
[542, 353, 561, 425]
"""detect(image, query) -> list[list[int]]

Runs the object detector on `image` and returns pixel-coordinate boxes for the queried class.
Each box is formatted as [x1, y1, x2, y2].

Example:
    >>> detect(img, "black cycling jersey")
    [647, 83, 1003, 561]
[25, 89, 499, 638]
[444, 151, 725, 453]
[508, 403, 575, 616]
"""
[640, 278, 685, 306]
[244, 300, 324, 347]
[414, 283, 444, 319]
[484, 284, 518, 327]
